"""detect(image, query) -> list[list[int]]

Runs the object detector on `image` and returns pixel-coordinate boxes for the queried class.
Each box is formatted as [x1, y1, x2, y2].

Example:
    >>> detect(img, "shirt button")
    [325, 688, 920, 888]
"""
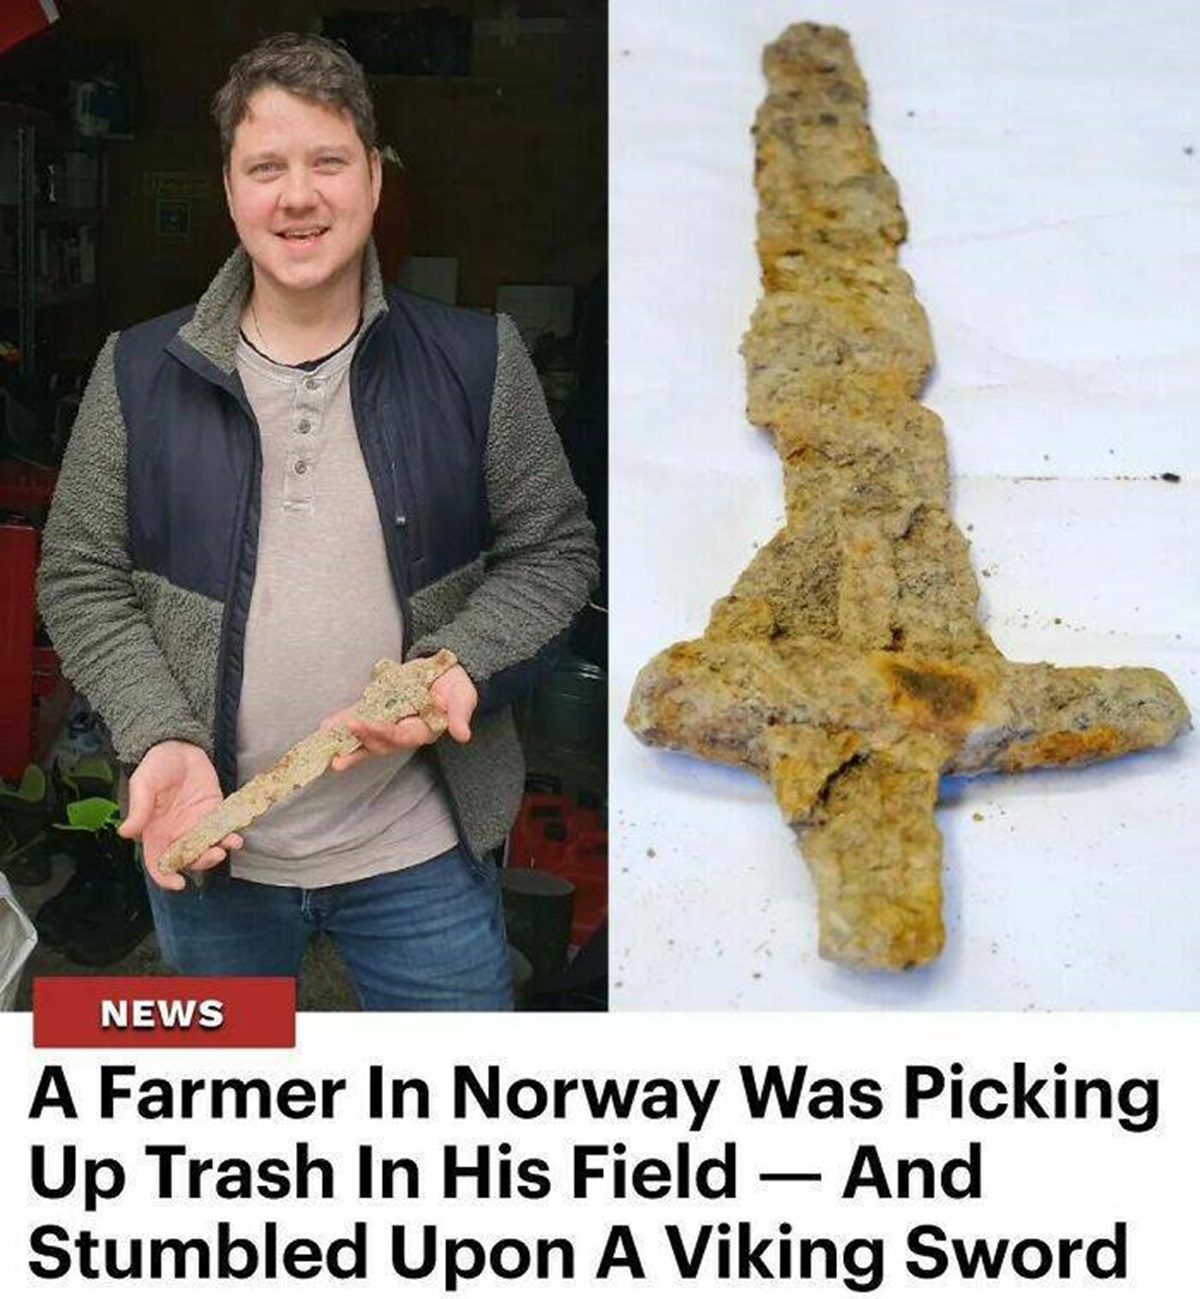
[294, 460, 308, 475]
[306, 378, 319, 391]
[297, 418, 311, 434]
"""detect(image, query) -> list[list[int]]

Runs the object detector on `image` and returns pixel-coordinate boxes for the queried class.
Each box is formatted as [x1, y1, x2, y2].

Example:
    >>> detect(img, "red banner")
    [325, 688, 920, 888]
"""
[1, 1, 59, 58]
[33, 976, 296, 1048]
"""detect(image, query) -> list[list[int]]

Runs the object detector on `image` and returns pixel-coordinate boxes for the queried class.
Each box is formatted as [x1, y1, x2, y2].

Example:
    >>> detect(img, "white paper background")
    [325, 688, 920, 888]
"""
[609, 0, 1200, 1009]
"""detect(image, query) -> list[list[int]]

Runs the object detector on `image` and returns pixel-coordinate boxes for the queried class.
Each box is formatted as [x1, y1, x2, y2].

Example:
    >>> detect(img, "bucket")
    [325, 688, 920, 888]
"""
[0, 872, 37, 1011]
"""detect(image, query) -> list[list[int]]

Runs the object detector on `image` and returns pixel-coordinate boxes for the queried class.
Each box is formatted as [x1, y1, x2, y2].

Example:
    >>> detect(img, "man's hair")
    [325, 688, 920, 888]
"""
[212, 32, 377, 167]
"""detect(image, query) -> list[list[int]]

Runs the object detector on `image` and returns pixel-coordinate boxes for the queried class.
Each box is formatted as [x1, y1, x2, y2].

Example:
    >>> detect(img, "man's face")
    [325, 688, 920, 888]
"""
[224, 86, 380, 299]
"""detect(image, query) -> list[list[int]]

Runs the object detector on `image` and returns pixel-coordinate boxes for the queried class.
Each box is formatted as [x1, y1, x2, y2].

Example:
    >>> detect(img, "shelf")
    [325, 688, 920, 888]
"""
[0, 282, 95, 310]
[1, 122, 104, 380]
[35, 205, 100, 224]
[38, 284, 94, 307]
[0, 203, 99, 223]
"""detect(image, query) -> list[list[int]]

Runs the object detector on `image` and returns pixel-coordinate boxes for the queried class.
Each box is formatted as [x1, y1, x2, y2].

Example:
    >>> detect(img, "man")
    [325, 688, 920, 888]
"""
[37, 34, 598, 1010]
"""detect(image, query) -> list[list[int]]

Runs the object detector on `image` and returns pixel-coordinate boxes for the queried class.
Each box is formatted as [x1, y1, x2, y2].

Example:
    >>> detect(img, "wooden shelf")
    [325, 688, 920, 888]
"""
[35, 205, 100, 224]
[0, 281, 95, 310]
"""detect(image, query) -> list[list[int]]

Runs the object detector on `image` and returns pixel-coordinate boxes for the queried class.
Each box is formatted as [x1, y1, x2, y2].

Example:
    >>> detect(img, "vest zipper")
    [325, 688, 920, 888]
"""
[211, 389, 262, 795]
[350, 326, 413, 658]
[348, 324, 479, 865]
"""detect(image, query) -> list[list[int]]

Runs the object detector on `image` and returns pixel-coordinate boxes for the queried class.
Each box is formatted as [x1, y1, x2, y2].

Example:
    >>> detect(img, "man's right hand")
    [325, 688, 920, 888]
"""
[118, 741, 243, 891]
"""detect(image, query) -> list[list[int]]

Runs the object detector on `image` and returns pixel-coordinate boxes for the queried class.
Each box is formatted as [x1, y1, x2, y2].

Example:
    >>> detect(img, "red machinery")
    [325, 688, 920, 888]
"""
[506, 788, 607, 948]
[0, 458, 61, 780]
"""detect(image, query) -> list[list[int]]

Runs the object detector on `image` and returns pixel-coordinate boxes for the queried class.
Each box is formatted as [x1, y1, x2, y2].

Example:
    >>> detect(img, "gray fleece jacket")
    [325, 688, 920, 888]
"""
[37, 243, 599, 860]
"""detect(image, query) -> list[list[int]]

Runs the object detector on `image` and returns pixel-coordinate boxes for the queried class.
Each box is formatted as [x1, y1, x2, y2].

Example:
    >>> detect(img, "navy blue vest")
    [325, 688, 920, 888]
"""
[113, 289, 498, 791]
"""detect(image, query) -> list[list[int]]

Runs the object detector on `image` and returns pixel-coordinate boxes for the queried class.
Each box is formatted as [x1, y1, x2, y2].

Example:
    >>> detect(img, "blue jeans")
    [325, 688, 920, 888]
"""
[147, 844, 513, 1011]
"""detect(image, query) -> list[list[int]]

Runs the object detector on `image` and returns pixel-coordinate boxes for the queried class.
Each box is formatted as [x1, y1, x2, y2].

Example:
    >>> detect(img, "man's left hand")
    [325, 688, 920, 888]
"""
[324, 661, 478, 774]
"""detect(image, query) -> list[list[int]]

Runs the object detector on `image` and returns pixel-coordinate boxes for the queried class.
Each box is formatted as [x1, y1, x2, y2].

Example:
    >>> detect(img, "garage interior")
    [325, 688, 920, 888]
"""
[0, 0, 607, 1010]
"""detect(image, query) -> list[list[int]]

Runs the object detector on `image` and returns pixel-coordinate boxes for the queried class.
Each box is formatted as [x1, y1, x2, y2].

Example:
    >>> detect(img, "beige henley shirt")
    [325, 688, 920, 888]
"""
[229, 328, 458, 887]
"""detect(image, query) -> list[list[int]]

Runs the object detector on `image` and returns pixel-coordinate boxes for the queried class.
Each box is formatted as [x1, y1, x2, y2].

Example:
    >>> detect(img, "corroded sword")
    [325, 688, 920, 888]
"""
[626, 24, 1190, 969]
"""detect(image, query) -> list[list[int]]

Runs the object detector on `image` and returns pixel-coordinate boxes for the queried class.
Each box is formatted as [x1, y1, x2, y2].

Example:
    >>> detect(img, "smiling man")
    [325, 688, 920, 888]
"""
[37, 34, 598, 1010]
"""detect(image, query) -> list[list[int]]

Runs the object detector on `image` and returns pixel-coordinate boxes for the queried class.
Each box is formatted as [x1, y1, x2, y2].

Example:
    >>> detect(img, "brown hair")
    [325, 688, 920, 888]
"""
[211, 32, 377, 167]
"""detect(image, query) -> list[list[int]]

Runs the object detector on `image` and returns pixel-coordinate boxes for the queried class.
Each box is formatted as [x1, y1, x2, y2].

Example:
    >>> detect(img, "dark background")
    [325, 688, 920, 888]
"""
[1, 1, 608, 1008]
[1, 0, 606, 393]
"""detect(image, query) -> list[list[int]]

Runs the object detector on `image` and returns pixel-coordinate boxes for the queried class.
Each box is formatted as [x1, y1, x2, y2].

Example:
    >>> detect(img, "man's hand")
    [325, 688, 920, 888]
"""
[326, 662, 478, 774]
[118, 740, 243, 891]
